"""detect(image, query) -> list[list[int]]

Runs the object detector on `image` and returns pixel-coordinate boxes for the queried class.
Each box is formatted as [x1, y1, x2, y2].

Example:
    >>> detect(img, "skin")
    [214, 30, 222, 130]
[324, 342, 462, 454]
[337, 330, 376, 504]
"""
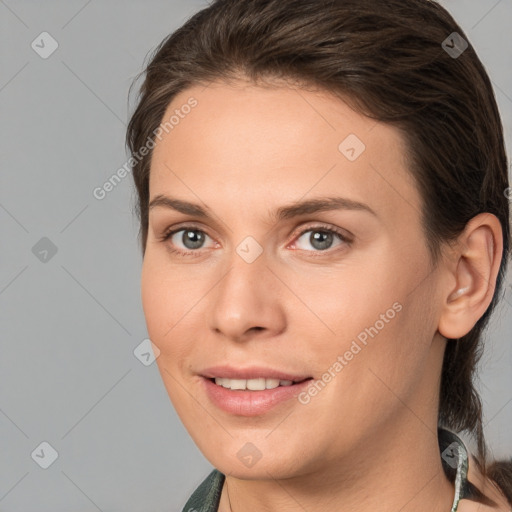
[140, 78, 506, 512]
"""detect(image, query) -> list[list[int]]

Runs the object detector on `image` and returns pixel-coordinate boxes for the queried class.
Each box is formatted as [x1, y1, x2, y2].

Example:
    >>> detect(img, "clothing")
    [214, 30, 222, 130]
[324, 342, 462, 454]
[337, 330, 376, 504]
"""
[181, 427, 471, 512]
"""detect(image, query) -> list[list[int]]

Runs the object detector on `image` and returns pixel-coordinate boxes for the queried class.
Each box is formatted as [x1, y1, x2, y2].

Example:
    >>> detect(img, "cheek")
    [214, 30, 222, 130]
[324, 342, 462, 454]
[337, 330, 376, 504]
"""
[329, 276, 438, 416]
[140, 258, 203, 417]
[141, 259, 168, 344]
[140, 255, 202, 361]
[302, 252, 436, 406]
[294, 260, 401, 356]
[300, 299, 433, 455]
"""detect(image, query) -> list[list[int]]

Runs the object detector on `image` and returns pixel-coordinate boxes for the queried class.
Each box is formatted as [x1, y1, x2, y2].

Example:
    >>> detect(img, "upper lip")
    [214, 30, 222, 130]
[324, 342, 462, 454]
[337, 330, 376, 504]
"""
[200, 365, 312, 382]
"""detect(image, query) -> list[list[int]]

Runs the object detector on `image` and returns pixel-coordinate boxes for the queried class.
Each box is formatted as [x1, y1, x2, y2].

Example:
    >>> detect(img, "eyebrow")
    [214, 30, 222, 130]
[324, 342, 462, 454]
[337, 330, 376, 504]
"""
[148, 194, 377, 222]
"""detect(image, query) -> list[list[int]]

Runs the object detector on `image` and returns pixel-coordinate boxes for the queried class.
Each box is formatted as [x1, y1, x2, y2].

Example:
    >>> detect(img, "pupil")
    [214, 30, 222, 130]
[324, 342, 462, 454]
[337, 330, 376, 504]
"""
[311, 231, 332, 250]
[183, 230, 204, 249]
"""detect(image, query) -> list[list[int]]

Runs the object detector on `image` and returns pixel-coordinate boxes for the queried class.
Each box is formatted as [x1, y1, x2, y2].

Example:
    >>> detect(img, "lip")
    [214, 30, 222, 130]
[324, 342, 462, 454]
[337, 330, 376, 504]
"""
[199, 365, 313, 417]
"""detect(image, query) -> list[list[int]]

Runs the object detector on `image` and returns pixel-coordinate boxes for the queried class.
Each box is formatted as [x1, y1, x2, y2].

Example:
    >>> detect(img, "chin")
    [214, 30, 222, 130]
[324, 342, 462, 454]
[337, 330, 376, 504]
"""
[214, 455, 305, 481]
[194, 433, 311, 479]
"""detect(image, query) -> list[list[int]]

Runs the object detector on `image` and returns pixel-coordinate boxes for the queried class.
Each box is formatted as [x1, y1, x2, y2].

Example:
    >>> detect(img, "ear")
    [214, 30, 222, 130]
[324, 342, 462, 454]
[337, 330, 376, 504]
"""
[437, 213, 503, 340]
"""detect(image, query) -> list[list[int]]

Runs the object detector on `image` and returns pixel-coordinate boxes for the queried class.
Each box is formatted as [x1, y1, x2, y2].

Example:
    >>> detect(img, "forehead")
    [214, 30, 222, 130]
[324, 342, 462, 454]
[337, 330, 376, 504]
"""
[149, 80, 422, 229]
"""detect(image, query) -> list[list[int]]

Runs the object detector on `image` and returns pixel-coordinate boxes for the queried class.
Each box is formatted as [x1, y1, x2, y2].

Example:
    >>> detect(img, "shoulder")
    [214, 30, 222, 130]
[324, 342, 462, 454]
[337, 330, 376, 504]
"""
[458, 454, 511, 512]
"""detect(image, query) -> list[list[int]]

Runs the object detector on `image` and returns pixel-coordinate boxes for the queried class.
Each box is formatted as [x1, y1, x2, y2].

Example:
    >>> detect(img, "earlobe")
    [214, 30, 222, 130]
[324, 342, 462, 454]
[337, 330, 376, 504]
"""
[437, 213, 503, 340]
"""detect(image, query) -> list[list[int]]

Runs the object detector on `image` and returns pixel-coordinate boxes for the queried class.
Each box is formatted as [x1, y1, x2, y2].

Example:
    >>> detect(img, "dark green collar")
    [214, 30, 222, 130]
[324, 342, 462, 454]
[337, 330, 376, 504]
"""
[182, 428, 471, 512]
[182, 468, 224, 512]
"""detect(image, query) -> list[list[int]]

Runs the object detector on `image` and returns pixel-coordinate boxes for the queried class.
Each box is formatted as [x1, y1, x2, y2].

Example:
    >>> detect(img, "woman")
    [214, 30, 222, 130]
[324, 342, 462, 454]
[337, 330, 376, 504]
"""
[126, 0, 512, 510]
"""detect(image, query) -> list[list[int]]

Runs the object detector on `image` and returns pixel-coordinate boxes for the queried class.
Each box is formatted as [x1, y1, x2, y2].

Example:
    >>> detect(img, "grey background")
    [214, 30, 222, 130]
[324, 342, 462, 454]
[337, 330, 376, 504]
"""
[1, 1, 511, 510]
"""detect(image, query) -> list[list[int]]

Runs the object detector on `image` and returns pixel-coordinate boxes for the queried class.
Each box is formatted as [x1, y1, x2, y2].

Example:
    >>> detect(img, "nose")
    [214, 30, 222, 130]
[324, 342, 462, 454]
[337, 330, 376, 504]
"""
[207, 246, 287, 342]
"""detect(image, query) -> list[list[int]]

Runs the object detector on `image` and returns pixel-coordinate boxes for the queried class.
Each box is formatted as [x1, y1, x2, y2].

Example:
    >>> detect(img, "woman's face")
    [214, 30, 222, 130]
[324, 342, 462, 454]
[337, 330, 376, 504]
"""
[141, 79, 448, 479]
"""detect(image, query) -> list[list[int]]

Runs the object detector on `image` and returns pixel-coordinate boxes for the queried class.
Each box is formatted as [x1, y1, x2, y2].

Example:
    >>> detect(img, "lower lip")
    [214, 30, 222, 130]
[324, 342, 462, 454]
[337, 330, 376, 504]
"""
[201, 377, 313, 416]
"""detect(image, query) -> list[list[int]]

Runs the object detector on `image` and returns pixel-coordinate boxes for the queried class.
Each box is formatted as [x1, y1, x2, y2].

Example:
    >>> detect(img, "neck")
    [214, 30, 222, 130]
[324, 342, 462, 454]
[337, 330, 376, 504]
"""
[219, 419, 456, 512]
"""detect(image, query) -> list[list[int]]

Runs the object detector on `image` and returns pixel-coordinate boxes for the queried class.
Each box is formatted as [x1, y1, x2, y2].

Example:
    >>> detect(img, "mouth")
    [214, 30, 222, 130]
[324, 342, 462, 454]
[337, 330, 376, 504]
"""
[208, 376, 312, 391]
[199, 368, 314, 416]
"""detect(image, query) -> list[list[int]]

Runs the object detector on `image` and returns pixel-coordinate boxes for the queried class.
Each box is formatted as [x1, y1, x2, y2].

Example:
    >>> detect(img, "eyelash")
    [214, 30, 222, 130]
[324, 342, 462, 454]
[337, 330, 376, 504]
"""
[158, 223, 352, 258]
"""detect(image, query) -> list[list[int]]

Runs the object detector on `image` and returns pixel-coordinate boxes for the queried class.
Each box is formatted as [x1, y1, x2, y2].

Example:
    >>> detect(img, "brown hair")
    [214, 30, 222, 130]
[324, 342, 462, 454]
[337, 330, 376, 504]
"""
[126, 0, 511, 502]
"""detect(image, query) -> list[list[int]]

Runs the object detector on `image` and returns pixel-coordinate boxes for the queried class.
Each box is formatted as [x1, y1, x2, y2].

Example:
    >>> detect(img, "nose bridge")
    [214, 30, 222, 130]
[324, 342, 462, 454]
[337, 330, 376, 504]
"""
[217, 241, 269, 315]
[220, 231, 269, 294]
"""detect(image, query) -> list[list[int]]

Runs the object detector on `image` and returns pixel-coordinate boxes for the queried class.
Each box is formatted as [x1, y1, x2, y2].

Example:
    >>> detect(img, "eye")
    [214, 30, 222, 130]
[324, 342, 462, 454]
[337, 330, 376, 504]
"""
[292, 225, 350, 252]
[160, 226, 216, 256]
[158, 223, 351, 257]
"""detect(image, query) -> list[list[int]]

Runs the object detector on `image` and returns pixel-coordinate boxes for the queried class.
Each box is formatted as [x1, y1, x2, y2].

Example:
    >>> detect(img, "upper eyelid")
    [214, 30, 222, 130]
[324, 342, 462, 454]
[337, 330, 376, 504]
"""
[162, 222, 346, 236]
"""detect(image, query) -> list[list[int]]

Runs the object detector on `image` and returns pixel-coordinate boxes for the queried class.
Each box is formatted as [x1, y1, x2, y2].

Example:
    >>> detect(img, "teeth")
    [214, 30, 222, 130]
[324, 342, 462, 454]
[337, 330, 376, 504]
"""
[214, 377, 295, 390]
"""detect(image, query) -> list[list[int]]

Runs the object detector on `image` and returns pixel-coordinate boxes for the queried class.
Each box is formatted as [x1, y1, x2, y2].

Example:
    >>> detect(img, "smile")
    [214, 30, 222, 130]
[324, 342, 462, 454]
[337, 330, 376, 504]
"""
[212, 377, 301, 390]
[201, 374, 314, 416]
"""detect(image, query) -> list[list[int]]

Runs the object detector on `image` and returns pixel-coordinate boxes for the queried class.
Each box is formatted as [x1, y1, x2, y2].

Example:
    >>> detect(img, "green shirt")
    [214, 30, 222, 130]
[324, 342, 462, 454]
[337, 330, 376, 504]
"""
[182, 428, 471, 512]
